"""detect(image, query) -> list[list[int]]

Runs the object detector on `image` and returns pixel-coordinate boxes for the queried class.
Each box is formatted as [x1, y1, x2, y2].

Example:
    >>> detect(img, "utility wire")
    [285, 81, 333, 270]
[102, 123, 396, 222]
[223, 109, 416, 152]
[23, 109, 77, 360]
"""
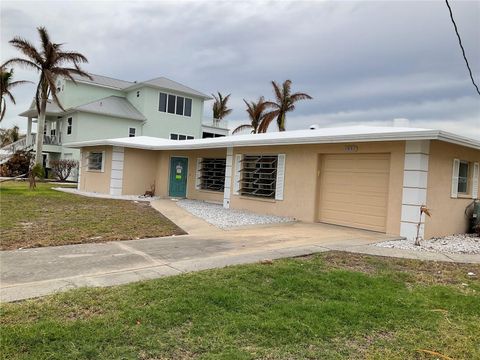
[445, 0, 480, 96]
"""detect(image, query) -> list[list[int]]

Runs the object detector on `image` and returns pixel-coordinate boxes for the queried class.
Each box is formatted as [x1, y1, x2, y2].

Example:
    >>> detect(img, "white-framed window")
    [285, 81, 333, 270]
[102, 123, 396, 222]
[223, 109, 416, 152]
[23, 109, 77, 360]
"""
[159, 92, 192, 117]
[128, 127, 136, 137]
[458, 161, 469, 194]
[196, 158, 226, 192]
[452, 159, 479, 199]
[87, 152, 104, 172]
[67, 117, 73, 135]
[50, 122, 56, 136]
[170, 133, 194, 140]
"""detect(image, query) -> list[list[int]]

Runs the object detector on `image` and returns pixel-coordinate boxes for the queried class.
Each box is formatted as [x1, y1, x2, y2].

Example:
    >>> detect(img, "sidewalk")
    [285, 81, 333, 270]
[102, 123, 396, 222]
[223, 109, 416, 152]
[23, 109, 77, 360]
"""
[1, 199, 478, 302]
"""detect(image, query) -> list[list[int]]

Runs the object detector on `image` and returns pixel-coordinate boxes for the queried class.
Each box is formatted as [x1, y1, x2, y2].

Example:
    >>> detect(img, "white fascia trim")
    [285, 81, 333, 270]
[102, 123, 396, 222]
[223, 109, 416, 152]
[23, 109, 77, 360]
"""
[64, 129, 480, 151]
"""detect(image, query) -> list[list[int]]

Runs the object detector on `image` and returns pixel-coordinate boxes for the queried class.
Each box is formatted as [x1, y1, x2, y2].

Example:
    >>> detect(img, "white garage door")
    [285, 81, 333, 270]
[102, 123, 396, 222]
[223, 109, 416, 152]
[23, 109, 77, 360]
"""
[317, 153, 390, 232]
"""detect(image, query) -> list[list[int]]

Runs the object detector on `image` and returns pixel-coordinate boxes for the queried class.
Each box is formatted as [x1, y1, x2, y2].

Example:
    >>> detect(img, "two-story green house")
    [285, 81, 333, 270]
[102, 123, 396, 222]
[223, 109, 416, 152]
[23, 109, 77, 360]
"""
[13, 73, 228, 175]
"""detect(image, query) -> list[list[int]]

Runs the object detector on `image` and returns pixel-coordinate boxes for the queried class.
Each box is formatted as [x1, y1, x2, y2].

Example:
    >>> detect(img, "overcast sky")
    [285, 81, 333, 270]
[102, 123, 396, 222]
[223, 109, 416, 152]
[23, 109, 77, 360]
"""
[1, 0, 479, 138]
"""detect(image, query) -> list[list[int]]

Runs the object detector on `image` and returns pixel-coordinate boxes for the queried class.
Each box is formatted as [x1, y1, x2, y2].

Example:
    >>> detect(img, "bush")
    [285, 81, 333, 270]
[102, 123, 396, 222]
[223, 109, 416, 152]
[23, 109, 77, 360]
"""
[49, 159, 78, 181]
[0, 150, 33, 177]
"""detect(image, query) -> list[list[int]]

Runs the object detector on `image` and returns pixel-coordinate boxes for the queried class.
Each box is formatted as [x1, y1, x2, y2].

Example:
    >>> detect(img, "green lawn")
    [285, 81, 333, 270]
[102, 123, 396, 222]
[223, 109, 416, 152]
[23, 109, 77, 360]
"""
[0, 181, 184, 250]
[1, 252, 479, 359]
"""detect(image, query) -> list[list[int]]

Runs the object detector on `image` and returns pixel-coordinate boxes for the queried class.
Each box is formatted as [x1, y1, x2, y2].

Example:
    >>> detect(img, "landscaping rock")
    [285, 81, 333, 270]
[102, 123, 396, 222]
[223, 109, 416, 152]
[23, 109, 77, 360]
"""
[177, 199, 295, 229]
[374, 233, 480, 254]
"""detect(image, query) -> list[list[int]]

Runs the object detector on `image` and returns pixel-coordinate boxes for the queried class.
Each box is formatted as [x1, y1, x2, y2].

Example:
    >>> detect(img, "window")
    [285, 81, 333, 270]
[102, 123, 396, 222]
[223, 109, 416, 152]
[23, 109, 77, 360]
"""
[88, 152, 104, 171]
[176, 96, 184, 115]
[167, 94, 176, 114]
[239, 155, 278, 198]
[458, 161, 469, 194]
[170, 133, 194, 140]
[198, 158, 226, 192]
[67, 117, 72, 135]
[184, 98, 192, 117]
[159, 92, 167, 112]
[158, 92, 192, 117]
[50, 122, 56, 136]
[128, 127, 136, 137]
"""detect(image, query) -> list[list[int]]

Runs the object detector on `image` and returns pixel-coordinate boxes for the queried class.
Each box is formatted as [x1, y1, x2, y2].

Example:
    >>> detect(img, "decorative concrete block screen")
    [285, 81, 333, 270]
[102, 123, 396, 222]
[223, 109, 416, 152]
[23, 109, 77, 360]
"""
[198, 158, 226, 192]
[239, 155, 278, 199]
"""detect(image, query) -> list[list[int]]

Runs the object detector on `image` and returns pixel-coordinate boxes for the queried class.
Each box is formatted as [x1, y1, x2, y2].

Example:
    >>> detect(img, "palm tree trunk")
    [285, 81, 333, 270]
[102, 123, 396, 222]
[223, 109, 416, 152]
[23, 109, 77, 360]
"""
[278, 113, 286, 131]
[34, 97, 47, 165]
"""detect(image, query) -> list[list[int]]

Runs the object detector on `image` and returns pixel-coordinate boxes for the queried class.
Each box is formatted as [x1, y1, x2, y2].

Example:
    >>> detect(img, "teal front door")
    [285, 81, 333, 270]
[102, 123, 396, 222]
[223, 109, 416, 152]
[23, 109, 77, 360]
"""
[169, 157, 188, 197]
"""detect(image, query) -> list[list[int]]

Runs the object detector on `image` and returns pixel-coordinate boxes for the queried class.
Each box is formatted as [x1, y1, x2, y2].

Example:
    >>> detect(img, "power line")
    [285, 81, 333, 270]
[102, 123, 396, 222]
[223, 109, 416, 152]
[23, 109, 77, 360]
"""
[445, 0, 480, 96]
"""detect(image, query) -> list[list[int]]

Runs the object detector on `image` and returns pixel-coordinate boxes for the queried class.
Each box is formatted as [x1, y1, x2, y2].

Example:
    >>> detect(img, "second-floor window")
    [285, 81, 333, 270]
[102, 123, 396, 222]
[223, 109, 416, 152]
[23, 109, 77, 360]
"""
[170, 133, 194, 140]
[159, 92, 192, 117]
[67, 117, 73, 135]
[129, 127, 136, 137]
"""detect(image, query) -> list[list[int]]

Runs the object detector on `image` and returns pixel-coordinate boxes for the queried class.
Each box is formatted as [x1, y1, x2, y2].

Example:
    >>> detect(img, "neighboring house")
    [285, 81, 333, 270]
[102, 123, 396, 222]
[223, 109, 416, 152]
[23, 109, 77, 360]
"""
[0, 73, 228, 174]
[67, 125, 480, 241]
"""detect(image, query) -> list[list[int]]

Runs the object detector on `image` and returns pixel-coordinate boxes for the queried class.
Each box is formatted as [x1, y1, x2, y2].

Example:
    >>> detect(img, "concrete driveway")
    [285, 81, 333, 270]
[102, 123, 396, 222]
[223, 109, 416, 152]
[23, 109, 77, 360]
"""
[1, 200, 397, 302]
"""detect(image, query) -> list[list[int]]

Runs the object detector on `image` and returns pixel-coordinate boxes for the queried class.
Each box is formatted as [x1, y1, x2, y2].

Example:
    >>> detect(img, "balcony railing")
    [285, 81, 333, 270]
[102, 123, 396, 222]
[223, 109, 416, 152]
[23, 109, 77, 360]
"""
[202, 118, 228, 129]
[43, 134, 62, 145]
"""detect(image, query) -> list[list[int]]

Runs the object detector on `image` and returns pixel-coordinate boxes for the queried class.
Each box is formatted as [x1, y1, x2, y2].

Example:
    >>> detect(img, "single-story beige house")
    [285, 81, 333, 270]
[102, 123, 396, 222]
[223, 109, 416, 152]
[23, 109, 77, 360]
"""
[66, 126, 480, 241]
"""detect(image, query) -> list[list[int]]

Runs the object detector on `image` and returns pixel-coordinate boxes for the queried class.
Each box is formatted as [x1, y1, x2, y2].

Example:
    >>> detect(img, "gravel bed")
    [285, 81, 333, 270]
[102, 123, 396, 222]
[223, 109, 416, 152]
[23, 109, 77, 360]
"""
[374, 233, 480, 254]
[177, 199, 295, 229]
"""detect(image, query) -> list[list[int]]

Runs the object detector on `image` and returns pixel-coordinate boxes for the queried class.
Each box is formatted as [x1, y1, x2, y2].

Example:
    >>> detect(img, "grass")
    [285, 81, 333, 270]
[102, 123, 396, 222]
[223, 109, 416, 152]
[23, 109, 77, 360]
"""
[1, 252, 479, 359]
[0, 181, 184, 250]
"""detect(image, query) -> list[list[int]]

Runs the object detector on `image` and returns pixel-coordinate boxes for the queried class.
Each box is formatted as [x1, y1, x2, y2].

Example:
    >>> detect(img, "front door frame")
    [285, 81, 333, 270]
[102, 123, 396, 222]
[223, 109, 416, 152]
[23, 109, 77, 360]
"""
[169, 156, 189, 198]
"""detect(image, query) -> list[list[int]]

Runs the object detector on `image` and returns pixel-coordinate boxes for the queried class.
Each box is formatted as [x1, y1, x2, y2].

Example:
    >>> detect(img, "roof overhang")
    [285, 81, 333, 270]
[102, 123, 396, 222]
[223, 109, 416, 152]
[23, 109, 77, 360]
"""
[64, 128, 480, 151]
[123, 83, 212, 100]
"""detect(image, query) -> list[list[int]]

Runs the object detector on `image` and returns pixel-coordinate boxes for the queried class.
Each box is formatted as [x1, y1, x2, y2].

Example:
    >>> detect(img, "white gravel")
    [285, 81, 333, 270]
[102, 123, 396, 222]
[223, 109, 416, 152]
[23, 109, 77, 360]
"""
[177, 199, 295, 229]
[374, 233, 480, 254]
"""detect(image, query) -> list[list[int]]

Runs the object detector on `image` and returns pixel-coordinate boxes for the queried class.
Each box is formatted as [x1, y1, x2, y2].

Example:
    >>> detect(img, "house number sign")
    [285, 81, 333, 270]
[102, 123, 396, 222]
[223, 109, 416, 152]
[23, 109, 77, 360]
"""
[344, 145, 358, 152]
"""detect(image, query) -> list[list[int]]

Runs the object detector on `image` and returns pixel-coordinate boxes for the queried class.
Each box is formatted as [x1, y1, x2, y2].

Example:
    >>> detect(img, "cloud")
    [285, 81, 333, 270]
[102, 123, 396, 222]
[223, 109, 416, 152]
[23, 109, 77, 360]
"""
[1, 0, 479, 139]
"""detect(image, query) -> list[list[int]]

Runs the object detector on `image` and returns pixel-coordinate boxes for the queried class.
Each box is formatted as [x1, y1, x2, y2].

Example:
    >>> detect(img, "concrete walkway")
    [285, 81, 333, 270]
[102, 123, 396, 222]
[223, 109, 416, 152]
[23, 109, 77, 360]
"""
[1, 199, 478, 302]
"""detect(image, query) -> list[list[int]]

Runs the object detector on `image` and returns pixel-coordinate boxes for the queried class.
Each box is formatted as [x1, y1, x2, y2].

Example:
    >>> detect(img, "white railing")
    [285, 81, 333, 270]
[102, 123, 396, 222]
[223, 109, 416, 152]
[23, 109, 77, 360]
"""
[202, 118, 229, 129]
[0, 134, 61, 164]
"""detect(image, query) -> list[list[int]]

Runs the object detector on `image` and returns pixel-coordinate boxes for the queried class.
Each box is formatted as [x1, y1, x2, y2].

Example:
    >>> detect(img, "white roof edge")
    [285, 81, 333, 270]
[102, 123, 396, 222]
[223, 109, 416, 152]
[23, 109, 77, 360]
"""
[124, 82, 212, 100]
[63, 128, 480, 151]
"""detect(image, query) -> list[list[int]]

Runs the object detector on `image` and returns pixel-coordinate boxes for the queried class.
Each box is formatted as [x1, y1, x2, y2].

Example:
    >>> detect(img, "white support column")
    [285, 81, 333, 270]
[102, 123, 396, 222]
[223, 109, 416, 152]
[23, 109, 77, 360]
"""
[223, 147, 233, 208]
[400, 140, 430, 241]
[27, 117, 32, 145]
[110, 147, 124, 196]
[77, 150, 83, 190]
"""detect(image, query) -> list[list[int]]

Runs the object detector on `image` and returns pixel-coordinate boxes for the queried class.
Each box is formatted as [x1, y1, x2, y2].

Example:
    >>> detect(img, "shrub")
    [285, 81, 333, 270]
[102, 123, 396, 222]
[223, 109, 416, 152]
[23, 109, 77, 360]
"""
[49, 159, 78, 181]
[0, 150, 33, 177]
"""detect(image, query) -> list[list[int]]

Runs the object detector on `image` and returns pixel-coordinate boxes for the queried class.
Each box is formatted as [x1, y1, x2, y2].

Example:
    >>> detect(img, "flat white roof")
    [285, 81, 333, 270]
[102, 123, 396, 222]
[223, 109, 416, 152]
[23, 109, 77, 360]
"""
[65, 125, 480, 151]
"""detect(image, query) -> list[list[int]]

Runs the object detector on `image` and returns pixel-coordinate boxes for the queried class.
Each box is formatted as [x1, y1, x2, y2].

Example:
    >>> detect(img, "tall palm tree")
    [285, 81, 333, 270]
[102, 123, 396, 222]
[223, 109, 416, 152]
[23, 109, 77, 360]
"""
[0, 66, 30, 122]
[232, 96, 274, 134]
[212, 92, 233, 120]
[4, 26, 91, 164]
[260, 80, 312, 132]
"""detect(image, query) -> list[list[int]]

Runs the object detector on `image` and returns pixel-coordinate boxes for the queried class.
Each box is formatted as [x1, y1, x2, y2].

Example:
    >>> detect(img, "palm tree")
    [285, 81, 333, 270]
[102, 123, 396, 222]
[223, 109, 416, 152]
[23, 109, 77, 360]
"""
[4, 26, 91, 164]
[0, 66, 30, 122]
[212, 92, 233, 120]
[260, 80, 312, 132]
[0, 125, 21, 147]
[232, 97, 274, 134]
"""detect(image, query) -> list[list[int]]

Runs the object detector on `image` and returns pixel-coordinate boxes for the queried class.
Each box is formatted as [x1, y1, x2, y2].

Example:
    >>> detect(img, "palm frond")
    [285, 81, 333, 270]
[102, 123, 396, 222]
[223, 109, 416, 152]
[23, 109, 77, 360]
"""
[2, 58, 41, 71]
[8, 37, 43, 65]
[290, 92, 313, 101]
[56, 51, 89, 65]
[271, 81, 282, 103]
[5, 90, 16, 104]
[232, 124, 253, 134]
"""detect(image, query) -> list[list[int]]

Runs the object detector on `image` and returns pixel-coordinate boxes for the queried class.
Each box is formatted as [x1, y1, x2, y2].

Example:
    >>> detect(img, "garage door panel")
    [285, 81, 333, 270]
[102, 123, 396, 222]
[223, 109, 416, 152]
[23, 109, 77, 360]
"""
[318, 153, 390, 232]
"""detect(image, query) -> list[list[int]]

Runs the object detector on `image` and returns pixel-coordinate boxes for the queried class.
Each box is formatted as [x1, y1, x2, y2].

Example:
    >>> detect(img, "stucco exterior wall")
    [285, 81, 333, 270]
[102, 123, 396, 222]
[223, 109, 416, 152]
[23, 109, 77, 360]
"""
[122, 148, 158, 195]
[78, 146, 112, 194]
[229, 141, 405, 235]
[155, 149, 226, 203]
[424, 141, 480, 239]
